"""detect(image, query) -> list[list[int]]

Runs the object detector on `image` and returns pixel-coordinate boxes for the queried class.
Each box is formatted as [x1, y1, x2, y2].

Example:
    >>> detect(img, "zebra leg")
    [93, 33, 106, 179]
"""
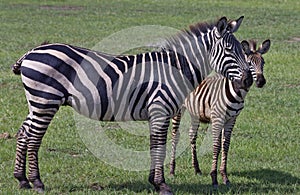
[27, 109, 58, 192]
[148, 111, 172, 195]
[220, 118, 236, 187]
[189, 117, 201, 175]
[14, 116, 31, 189]
[170, 112, 182, 176]
[210, 118, 223, 189]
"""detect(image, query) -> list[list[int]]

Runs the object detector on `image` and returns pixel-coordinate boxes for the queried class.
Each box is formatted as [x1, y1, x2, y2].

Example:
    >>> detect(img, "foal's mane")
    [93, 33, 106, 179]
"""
[248, 40, 258, 52]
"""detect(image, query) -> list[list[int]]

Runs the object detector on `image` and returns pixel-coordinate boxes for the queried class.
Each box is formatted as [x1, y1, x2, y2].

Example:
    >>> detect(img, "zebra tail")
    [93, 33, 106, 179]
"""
[11, 62, 22, 75]
[12, 41, 50, 75]
[11, 53, 28, 75]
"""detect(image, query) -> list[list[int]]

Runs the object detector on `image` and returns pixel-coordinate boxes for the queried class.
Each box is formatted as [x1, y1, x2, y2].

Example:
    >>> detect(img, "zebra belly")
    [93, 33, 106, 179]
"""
[67, 93, 149, 122]
[185, 98, 211, 123]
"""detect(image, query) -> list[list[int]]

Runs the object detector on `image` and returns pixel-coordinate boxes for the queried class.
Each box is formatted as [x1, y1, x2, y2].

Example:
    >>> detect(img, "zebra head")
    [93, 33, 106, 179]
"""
[209, 16, 253, 89]
[241, 39, 271, 88]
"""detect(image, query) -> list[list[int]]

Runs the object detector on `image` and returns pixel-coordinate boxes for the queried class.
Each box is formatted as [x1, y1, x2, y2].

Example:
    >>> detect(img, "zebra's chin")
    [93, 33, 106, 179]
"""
[243, 70, 254, 89]
[233, 69, 253, 90]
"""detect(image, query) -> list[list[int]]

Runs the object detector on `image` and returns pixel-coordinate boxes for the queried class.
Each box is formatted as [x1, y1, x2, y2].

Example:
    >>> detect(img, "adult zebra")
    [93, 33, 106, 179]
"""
[170, 39, 271, 188]
[12, 16, 251, 194]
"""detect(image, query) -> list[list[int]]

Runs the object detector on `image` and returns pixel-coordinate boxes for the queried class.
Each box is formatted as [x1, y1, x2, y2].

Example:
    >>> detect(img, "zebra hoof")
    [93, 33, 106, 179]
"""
[212, 183, 218, 190]
[34, 187, 45, 194]
[19, 181, 32, 189]
[195, 170, 202, 176]
[32, 180, 45, 193]
[159, 189, 173, 195]
[90, 182, 104, 191]
[159, 183, 173, 195]
[224, 180, 231, 187]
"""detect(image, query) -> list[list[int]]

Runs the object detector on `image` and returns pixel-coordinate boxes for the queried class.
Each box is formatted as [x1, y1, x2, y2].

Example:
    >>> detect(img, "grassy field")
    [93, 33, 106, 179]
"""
[0, 0, 299, 194]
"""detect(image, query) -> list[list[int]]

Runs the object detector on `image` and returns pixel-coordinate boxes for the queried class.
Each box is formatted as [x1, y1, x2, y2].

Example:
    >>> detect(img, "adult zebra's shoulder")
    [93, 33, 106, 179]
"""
[12, 16, 251, 194]
[170, 39, 271, 188]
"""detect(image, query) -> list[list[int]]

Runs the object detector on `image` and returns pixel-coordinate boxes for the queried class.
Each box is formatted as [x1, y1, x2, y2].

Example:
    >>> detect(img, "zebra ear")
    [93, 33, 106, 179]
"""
[227, 16, 244, 33]
[258, 39, 271, 55]
[241, 40, 251, 55]
[217, 17, 228, 36]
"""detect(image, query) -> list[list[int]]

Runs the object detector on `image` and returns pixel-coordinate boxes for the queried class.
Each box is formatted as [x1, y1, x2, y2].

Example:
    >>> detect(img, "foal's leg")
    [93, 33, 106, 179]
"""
[210, 117, 224, 189]
[189, 117, 201, 175]
[220, 118, 236, 186]
[170, 111, 182, 176]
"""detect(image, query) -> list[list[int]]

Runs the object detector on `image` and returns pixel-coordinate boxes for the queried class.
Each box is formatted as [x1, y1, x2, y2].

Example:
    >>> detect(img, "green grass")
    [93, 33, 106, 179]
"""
[0, 0, 299, 194]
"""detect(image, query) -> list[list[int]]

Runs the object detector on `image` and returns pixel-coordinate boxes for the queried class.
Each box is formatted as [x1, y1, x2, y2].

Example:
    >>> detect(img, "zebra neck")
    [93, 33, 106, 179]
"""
[170, 45, 212, 88]
[161, 28, 216, 89]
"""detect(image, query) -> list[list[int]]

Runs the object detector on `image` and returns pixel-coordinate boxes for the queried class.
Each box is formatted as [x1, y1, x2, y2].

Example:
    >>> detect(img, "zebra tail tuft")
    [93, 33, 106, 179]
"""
[11, 62, 21, 75]
[11, 51, 30, 75]
[12, 41, 50, 75]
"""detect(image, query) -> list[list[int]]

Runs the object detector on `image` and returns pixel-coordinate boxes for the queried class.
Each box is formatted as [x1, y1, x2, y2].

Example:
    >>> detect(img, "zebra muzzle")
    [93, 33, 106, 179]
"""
[256, 73, 266, 88]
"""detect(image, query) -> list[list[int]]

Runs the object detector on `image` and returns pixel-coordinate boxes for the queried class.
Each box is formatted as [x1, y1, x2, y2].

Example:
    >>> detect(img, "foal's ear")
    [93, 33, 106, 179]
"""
[227, 16, 244, 33]
[216, 16, 228, 37]
[241, 40, 251, 55]
[258, 39, 271, 55]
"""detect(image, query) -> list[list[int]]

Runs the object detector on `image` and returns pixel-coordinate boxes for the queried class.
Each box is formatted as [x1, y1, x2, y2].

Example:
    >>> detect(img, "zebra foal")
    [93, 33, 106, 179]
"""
[12, 16, 251, 194]
[170, 39, 271, 188]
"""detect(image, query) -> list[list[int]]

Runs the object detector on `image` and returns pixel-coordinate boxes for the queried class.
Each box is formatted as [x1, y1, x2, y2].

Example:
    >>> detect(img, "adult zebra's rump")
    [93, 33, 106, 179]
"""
[12, 16, 251, 194]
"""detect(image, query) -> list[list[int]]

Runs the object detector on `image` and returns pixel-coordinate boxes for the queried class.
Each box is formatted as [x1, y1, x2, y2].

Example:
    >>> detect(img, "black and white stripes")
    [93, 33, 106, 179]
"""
[12, 16, 251, 194]
[169, 39, 270, 188]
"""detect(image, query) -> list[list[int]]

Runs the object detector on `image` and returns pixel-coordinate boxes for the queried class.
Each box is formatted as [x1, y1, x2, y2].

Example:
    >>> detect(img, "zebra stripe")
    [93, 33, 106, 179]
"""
[170, 39, 271, 188]
[12, 16, 250, 194]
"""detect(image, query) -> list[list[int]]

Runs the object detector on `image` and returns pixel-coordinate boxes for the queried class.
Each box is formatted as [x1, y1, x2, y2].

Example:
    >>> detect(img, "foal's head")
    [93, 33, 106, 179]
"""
[241, 39, 271, 88]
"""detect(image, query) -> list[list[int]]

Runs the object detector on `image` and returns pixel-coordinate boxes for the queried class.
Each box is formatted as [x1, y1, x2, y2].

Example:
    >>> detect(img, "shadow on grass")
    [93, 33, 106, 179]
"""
[45, 168, 300, 194]
[108, 169, 300, 194]
[231, 168, 300, 193]
[109, 181, 216, 194]
[234, 168, 300, 184]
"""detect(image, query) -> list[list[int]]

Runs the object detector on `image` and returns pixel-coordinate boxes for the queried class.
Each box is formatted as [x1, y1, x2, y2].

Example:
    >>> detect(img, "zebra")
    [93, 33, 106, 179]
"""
[12, 16, 252, 194]
[169, 39, 271, 188]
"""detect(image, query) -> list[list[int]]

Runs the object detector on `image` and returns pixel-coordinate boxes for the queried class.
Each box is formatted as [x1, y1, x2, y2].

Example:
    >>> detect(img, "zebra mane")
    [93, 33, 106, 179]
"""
[188, 21, 215, 36]
[41, 41, 50, 45]
[248, 40, 257, 52]
[161, 19, 217, 50]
